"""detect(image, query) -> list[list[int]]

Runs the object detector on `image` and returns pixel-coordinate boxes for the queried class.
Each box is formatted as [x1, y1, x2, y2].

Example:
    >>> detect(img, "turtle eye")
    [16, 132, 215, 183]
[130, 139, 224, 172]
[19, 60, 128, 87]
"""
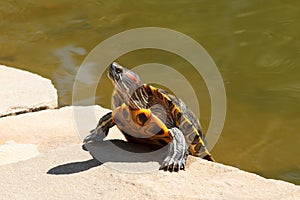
[115, 67, 123, 74]
[136, 112, 149, 126]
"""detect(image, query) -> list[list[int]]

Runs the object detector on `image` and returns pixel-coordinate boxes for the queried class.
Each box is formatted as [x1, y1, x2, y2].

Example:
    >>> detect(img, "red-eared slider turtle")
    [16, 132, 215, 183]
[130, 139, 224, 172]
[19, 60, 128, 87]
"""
[83, 62, 214, 171]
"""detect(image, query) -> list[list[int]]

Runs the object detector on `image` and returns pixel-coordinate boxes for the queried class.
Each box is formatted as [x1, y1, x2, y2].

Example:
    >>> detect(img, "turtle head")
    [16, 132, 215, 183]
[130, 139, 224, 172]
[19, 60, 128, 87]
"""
[108, 62, 142, 95]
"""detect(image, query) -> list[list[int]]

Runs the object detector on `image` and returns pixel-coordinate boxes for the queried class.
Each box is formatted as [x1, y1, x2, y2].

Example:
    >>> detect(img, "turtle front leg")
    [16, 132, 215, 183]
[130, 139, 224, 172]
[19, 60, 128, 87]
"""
[161, 127, 189, 172]
[83, 112, 115, 149]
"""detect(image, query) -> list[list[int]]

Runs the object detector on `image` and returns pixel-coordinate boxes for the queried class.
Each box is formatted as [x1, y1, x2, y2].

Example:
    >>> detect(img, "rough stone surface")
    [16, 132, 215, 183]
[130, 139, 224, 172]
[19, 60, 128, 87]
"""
[0, 140, 39, 165]
[0, 106, 121, 164]
[0, 144, 299, 200]
[0, 105, 299, 199]
[0, 106, 119, 153]
[0, 65, 58, 117]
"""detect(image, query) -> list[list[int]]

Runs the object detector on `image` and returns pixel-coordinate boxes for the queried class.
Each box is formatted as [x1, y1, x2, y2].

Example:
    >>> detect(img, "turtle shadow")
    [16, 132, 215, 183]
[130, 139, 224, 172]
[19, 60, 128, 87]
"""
[47, 158, 102, 175]
[84, 140, 168, 164]
[47, 140, 169, 175]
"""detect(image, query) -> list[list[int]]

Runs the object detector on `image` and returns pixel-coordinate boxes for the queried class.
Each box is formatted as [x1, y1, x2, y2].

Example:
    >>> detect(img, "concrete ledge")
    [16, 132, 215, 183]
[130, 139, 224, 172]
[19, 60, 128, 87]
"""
[0, 65, 58, 117]
[0, 106, 116, 152]
[0, 105, 299, 199]
[0, 143, 299, 200]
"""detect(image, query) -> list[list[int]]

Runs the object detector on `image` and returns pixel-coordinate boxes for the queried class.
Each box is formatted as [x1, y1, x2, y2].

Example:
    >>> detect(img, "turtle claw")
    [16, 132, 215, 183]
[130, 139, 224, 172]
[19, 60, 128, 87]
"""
[162, 157, 186, 172]
[83, 128, 105, 144]
[83, 134, 98, 143]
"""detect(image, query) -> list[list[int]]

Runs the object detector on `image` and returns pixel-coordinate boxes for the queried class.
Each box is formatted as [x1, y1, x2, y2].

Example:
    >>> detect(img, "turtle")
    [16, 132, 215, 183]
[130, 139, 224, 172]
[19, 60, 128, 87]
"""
[83, 62, 214, 171]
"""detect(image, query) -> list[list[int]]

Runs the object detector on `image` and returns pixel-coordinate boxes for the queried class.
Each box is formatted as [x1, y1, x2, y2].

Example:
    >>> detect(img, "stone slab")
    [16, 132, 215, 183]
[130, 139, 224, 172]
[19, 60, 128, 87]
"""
[0, 65, 58, 117]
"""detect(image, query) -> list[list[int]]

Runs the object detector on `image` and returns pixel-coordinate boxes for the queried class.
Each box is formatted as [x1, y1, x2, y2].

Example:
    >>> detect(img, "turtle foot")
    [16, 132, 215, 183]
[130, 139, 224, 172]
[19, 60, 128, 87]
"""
[161, 156, 187, 172]
[160, 127, 188, 172]
[82, 128, 105, 150]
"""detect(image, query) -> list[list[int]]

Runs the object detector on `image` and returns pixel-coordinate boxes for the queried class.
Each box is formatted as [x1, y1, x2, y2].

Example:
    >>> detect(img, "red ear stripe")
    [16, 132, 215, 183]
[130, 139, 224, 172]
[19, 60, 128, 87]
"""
[125, 72, 140, 84]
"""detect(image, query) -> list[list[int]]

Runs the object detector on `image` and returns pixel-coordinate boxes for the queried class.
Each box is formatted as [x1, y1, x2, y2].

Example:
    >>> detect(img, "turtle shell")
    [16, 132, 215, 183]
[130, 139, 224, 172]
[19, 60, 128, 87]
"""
[112, 84, 211, 158]
[112, 102, 172, 147]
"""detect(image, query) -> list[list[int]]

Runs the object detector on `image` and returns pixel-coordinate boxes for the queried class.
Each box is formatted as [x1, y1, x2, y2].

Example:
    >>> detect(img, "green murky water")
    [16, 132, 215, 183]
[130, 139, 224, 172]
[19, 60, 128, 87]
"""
[1, 1, 299, 184]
